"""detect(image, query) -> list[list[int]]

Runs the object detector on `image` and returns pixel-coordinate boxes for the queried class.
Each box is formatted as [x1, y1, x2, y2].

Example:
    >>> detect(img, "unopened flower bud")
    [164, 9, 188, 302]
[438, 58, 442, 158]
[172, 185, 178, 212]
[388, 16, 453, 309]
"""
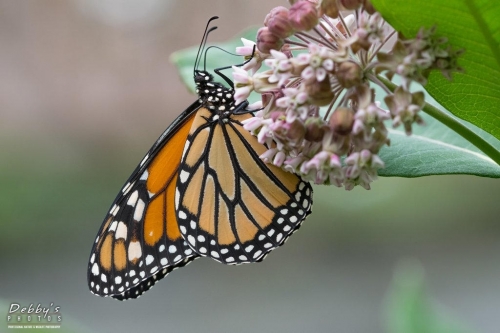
[336, 61, 363, 88]
[329, 107, 354, 135]
[319, 0, 339, 18]
[339, 0, 362, 10]
[305, 117, 327, 142]
[256, 27, 284, 54]
[305, 77, 334, 106]
[265, 6, 295, 39]
[289, 0, 319, 31]
[362, 0, 376, 14]
[286, 119, 307, 141]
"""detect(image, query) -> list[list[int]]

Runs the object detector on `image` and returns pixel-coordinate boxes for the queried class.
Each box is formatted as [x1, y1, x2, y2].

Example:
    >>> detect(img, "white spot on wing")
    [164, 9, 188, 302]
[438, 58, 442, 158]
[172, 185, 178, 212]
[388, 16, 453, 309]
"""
[175, 188, 180, 209]
[178, 210, 187, 220]
[109, 221, 118, 232]
[180, 170, 190, 183]
[122, 182, 131, 194]
[127, 190, 139, 206]
[146, 255, 154, 265]
[128, 241, 142, 261]
[160, 258, 168, 266]
[115, 222, 127, 240]
[110, 204, 120, 216]
[159, 245, 165, 252]
[168, 245, 177, 253]
[140, 154, 149, 166]
[182, 141, 190, 159]
[140, 169, 149, 181]
[134, 199, 145, 221]
[115, 276, 122, 284]
[92, 263, 99, 275]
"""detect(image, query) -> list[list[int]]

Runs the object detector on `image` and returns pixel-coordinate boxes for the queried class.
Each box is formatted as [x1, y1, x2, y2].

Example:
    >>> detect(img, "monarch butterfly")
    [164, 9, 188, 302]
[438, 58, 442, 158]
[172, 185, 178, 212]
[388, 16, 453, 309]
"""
[88, 16, 313, 300]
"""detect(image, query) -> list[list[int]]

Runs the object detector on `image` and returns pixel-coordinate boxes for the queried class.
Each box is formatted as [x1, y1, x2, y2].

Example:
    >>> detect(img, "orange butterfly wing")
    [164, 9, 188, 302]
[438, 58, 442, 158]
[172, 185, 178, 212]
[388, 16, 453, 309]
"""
[88, 102, 200, 300]
[175, 109, 313, 265]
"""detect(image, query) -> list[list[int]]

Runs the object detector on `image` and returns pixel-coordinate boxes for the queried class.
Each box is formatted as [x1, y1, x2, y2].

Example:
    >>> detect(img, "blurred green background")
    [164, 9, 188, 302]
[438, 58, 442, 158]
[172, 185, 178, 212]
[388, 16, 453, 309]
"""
[1, 1, 499, 332]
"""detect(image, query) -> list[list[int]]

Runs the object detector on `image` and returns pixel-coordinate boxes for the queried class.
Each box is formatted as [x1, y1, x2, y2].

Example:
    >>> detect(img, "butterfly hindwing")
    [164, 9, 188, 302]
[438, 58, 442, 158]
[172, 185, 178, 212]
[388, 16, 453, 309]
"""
[88, 102, 201, 300]
[175, 108, 313, 265]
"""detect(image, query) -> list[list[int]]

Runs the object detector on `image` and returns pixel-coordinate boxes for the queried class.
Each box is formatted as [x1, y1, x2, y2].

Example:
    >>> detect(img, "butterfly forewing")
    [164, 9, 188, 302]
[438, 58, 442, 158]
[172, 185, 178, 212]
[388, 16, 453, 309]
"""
[175, 108, 313, 265]
[88, 103, 201, 300]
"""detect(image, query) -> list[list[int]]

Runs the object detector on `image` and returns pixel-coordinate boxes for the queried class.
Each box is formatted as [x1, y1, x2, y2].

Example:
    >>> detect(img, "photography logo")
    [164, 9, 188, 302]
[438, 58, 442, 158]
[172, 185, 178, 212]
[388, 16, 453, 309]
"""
[6, 302, 62, 330]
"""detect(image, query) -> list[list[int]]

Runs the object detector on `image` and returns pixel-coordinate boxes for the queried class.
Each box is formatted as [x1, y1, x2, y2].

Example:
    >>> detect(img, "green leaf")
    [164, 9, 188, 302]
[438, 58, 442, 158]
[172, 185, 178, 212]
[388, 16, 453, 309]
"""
[385, 260, 475, 333]
[378, 92, 500, 178]
[171, 26, 500, 178]
[370, 0, 500, 141]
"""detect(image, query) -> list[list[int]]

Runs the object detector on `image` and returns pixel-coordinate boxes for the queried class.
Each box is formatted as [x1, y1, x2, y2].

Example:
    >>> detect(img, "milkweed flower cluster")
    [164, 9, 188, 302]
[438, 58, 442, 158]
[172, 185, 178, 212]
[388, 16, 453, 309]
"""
[233, 0, 463, 190]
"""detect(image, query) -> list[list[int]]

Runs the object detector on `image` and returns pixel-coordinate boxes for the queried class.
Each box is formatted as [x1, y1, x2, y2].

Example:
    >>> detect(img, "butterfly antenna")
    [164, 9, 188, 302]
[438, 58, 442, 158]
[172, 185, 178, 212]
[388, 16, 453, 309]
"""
[210, 45, 256, 88]
[194, 16, 219, 74]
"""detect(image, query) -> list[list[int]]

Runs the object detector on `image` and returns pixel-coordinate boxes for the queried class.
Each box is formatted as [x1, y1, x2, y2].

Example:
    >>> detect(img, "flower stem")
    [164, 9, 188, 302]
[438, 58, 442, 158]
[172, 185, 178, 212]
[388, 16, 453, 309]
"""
[376, 75, 500, 165]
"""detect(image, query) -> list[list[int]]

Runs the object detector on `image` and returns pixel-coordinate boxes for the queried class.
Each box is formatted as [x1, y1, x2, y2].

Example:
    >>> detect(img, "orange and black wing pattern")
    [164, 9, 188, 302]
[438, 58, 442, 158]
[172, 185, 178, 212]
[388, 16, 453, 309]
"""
[89, 17, 314, 300]
[88, 102, 200, 300]
[175, 107, 313, 265]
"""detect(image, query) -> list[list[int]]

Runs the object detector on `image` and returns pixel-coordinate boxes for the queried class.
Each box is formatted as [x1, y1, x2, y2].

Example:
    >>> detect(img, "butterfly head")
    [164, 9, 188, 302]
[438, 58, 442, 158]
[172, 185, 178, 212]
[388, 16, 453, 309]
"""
[194, 69, 236, 114]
